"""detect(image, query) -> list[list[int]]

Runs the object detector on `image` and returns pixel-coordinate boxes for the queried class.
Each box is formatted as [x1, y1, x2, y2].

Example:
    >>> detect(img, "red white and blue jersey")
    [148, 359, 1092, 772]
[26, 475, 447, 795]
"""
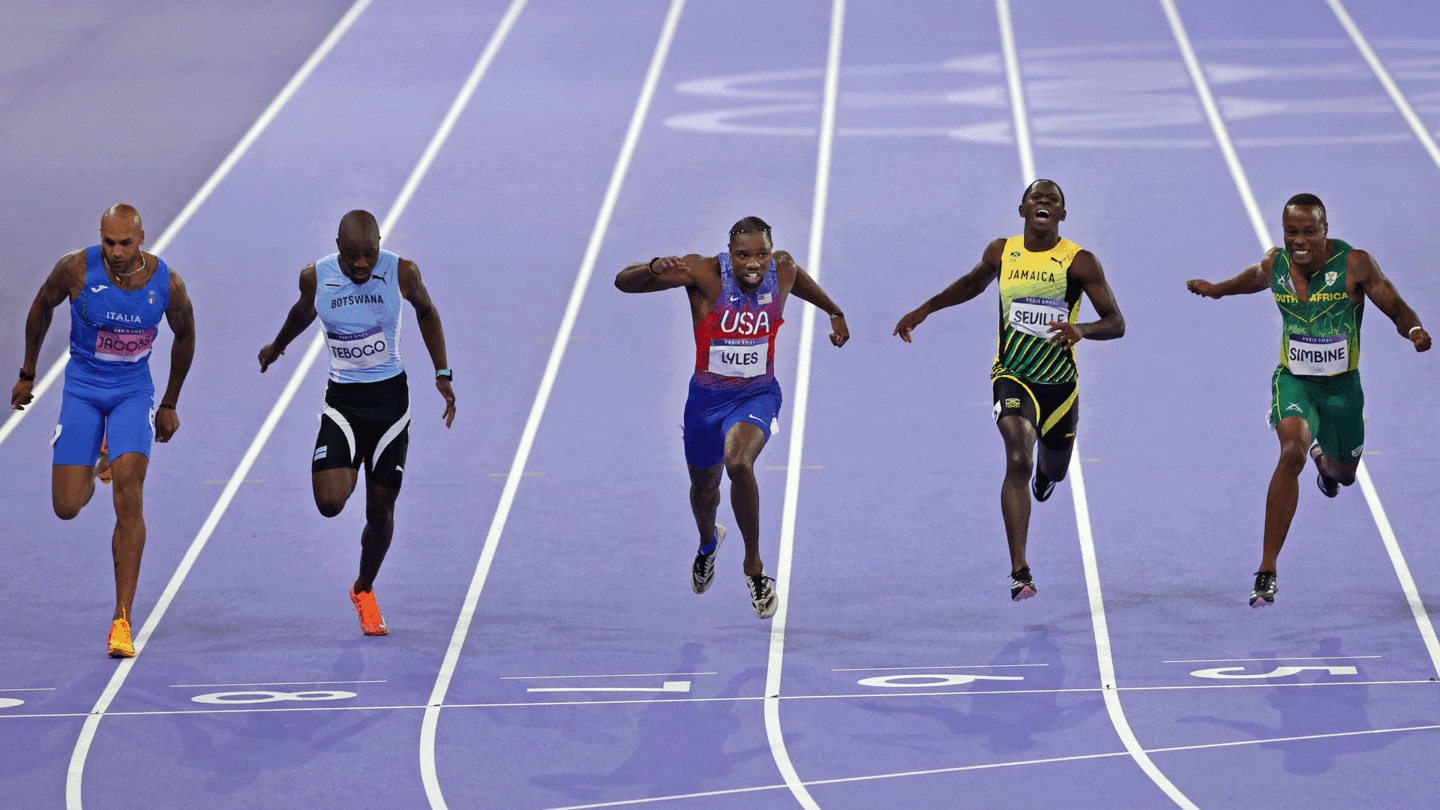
[692, 250, 784, 392]
[67, 245, 170, 388]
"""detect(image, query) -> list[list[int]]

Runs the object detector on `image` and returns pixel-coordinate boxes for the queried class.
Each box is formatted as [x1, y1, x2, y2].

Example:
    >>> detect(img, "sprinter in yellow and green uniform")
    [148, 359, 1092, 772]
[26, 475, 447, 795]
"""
[1188, 193, 1430, 608]
[895, 180, 1126, 602]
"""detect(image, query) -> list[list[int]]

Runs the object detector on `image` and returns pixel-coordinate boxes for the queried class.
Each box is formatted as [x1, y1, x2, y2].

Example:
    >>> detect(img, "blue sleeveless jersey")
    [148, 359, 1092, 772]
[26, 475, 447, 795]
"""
[67, 245, 170, 388]
[315, 250, 405, 383]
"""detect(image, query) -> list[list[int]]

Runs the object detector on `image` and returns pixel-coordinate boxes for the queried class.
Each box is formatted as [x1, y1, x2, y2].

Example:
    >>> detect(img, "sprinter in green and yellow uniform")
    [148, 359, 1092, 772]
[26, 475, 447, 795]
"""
[895, 180, 1126, 601]
[1187, 193, 1430, 608]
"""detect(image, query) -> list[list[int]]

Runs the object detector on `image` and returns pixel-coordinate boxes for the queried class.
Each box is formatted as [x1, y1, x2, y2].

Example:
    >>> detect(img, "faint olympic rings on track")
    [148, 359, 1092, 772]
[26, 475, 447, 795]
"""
[190, 689, 358, 705]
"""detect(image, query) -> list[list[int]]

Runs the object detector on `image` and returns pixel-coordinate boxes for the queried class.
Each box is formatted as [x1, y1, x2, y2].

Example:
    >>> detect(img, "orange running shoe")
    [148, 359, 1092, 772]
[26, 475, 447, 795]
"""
[107, 617, 134, 658]
[349, 585, 388, 635]
[96, 438, 112, 484]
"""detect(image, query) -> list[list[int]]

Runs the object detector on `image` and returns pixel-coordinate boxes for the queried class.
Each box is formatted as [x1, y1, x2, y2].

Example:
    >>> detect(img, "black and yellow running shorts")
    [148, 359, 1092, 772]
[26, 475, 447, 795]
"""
[1269, 366, 1364, 462]
[992, 375, 1078, 453]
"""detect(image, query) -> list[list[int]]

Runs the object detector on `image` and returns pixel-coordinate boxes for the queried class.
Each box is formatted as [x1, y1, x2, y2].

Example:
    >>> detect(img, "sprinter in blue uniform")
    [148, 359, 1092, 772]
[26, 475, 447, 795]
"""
[259, 210, 455, 636]
[11, 204, 196, 657]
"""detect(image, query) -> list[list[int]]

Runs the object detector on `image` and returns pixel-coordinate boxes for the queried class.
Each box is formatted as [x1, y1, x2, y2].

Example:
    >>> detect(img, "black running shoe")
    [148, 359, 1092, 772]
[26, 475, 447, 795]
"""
[1311, 443, 1339, 498]
[1249, 570, 1277, 608]
[1032, 471, 1055, 502]
[747, 570, 778, 618]
[1010, 567, 1037, 601]
[691, 525, 726, 594]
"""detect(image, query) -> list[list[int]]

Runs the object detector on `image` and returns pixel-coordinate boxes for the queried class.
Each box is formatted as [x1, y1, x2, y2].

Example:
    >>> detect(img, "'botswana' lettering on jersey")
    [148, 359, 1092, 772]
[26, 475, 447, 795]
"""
[314, 250, 405, 383]
[331, 293, 384, 308]
[692, 250, 785, 389]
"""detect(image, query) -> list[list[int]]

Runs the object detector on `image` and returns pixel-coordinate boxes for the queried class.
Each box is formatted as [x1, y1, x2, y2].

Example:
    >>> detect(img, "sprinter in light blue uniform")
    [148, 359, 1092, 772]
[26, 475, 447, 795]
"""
[260, 210, 455, 636]
[11, 204, 196, 657]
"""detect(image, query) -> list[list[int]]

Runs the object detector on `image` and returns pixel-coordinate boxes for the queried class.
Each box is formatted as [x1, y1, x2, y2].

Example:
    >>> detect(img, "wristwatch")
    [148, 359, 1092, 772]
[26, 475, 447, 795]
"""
[18, 368, 35, 382]
[435, 369, 453, 380]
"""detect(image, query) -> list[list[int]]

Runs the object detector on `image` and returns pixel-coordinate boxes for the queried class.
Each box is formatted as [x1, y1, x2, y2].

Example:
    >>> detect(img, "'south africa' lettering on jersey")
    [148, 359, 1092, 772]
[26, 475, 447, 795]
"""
[1273, 240, 1359, 377]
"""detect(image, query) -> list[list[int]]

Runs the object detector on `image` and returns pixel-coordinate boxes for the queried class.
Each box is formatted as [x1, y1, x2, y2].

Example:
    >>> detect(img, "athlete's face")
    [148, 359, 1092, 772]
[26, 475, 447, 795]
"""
[336, 233, 380, 284]
[1282, 205, 1327, 271]
[728, 231, 772, 292]
[1018, 182, 1065, 233]
[99, 216, 144, 274]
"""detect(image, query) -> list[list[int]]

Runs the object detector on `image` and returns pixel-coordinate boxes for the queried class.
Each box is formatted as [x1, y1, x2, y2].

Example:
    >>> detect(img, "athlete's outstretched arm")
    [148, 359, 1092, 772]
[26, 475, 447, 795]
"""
[1351, 249, 1430, 351]
[893, 237, 1005, 342]
[783, 253, 848, 347]
[1186, 250, 1274, 299]
[155, 270, 195, 442]
[399, 258, 456, 427]
[1046, 251, 1125, 348]
[614, 255, 700, 293]
[258, 265, 319, 372]
[11, 251, 82, 410]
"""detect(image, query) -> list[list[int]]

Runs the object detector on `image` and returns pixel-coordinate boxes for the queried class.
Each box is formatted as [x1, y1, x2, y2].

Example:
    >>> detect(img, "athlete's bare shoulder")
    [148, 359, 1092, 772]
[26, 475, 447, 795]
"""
[298, 263, 318, 296]
[45, 249, 89, 299]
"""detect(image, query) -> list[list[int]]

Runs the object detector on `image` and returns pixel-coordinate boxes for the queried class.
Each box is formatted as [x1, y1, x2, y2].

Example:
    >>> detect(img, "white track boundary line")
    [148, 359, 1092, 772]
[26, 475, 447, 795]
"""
[999, 4, 1197, 808]
[417, 2, 686, 807]
[1163, 0, 1440, 680]
[62, 2, 521, 805]
[0, 0, 374, 450]
[994, 0, 1035, 183]
[1326, 0, 1440, 681]
[765, 2, 844, 809]
[1327, 0, 1440, 168]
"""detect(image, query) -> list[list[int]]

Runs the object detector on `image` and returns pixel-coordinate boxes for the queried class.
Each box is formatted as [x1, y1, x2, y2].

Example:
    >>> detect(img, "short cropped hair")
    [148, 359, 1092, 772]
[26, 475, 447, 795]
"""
[1021, 179, 1065, 208]
[1284, 193, 1326, 219]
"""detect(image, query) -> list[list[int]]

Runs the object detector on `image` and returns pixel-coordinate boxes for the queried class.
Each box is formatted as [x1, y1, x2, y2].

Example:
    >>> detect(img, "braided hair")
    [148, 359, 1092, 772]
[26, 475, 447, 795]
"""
[729, 216, 773, 243]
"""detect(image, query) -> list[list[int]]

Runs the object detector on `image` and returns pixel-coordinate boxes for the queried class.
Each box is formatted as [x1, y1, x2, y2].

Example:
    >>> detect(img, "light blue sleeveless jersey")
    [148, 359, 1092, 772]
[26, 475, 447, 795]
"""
[315, 250, 404, 383]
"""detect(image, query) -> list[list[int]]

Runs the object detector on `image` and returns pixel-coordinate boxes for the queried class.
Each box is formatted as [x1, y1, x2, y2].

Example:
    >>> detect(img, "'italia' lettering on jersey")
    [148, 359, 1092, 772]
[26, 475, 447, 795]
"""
[105, 312, 143, 323]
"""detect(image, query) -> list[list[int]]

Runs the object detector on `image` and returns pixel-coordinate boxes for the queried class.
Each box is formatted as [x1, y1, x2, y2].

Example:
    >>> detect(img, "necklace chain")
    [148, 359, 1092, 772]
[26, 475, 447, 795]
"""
[112, 254, 146, 278]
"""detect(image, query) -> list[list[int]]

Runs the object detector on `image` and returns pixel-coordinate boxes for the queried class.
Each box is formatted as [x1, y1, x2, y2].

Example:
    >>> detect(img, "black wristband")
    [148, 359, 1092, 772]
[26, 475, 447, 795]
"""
[18, 369, 35, 382]
[648, 257, 661, 275]
[158, 403, 176, 410]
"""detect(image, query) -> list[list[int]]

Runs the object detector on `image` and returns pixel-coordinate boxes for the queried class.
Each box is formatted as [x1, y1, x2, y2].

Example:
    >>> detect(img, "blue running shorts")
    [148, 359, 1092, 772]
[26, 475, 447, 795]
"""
[52, 373, 154, 466]
[682, 376, 782, 469]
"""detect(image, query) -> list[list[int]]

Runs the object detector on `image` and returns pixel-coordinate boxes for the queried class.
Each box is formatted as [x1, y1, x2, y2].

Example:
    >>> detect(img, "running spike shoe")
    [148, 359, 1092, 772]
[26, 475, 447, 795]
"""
[747, 570, 778, 619]
[349, 585, 388, 635]
[1250, 570, 1278, 608]
[107, 617, 134, 658]
[691, 524, 726, 594]
[1312, 444, 1339, 498]
[1032, 471, 1055, 502]
[1010, 567, 1037, 601]
[96, 437, 112, 484]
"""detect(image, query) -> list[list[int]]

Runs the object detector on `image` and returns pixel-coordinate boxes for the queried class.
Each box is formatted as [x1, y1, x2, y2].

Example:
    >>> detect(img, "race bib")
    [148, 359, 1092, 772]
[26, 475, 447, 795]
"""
[708, 338, 766, 378]
[1287, 333, 1348, 376]
[326, 326, 389, 370]
[1006, 297, 1068, 338]
[94, 327, 156, 363]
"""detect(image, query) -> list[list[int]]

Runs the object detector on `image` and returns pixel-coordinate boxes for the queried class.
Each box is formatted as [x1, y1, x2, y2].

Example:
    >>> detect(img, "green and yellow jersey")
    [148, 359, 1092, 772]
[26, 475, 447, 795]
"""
[991, 236, 1084, 385]
[1273, 240, 1361, 376]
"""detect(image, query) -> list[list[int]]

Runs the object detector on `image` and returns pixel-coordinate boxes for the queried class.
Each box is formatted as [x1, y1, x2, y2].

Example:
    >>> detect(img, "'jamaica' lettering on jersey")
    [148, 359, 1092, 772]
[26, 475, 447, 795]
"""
[993, 236, 1083, 385]
[330, 293, 385, 308]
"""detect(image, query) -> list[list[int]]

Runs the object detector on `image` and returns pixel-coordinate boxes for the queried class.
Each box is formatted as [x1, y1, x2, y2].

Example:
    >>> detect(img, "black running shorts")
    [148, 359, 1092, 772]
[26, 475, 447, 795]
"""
[312, 371, 410, 489]
[992, 374, 1078, 454]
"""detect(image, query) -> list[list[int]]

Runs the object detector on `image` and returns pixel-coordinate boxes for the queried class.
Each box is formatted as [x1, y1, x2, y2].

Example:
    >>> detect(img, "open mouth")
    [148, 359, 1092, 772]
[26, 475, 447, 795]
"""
[1035, 209, 1052, 222]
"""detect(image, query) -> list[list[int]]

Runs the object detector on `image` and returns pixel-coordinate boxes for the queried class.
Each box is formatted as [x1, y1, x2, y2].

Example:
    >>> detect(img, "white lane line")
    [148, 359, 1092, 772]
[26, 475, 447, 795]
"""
[527, 682, 691, 694]
[13, 676, 1438, 721]
[1163, 656, 1381, 664]
[416, 2, 685, 808]
[1327, 0, 1440, 168]
[0, 687, 56, 692]
[1162, 0, 1440, 681]
[500, 672, 717, 680]
[832, 664, 1049, 672]
[529, 719, 1440, 810]
[167, 680, 386, 688]
[766, 2, 844, 809]
[1000, 5, 1196, 808]
[995, 0, 1034, 183]
[1329, 0, 1440, 683]
[0, 0, 375, 450]
[63, 3, 517, 806]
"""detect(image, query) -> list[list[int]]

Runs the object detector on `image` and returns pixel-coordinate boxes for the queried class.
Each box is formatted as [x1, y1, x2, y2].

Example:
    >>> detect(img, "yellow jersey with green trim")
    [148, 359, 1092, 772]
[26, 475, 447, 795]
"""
[1273, 240, 1360, 376]
[991, 236, 1083, 385]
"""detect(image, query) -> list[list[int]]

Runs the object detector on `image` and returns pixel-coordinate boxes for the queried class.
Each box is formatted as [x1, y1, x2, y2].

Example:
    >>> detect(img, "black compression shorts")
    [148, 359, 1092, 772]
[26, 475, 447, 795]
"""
[312, 371, 410, 489]
[992, 375, 1078, 454]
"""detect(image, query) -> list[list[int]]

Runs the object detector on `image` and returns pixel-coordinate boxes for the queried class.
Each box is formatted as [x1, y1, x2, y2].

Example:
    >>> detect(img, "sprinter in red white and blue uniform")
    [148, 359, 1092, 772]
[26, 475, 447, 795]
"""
[259, 210, 455, 636]
[11, 204, 197, 658]
[615, 217, 849, 618]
